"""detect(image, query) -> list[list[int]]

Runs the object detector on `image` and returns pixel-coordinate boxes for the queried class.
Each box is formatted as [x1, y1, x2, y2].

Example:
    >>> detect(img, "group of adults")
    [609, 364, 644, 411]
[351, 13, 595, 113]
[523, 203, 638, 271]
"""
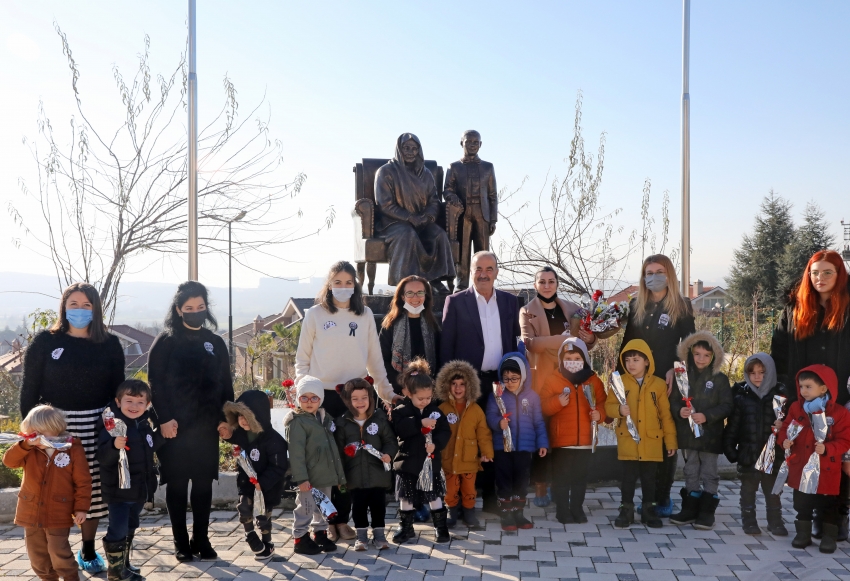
[18, 247, 850, 565]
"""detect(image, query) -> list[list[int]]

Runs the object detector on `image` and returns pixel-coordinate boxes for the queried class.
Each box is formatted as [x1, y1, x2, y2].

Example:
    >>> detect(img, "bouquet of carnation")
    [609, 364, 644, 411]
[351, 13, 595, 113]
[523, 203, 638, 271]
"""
[674, 361, 702, 438]
[609, 372, 640, 443]
[582, 384, 598, 453]
[0, 432, 73, 450]
[771, 420, 805, 494]
[492, 381, 514, 452]
[755, 395, 787, 473]
[417, 427, 435, 491]
[573, 290, 631, 334]
[102, 408, 131, 489]
[281, 379, 296, 408]
[232, 445, 266, 516]
[344, 441, 392, 471]
[799, 412, 829, 494]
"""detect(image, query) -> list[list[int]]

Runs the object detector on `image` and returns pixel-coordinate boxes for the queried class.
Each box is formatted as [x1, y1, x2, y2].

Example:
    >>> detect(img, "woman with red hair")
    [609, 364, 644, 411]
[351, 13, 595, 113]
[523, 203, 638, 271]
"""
[772, 249, 850, 539]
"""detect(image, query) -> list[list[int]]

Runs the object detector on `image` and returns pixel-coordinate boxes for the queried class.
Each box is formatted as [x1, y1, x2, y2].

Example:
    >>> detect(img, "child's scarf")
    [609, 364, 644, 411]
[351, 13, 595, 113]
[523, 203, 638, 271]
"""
[803, 394, 829, 414]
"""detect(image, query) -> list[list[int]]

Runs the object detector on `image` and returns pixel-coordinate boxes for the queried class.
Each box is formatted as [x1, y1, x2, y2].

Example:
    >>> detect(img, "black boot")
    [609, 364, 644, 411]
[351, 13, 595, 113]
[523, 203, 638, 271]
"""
[447, 505, 460, 529]
[554, 486, 574, 524]
[392, 510, 416, 544]
[614, 503, 635, 528]
[641, 501, 663, 528]
[125, 532, 141, 574]
[741, 506, 761, 535]
[569, 484, 588, 524]
[792, 520, 812, 549]
[171, 527, 193, 563]
[463, 505, 482, 530]
[431, 508, 451, 543]
[245, 531, 265, 554]
[669, 488, 701, 525]
[293, 532, 322, 555]
[313, 530, 337, 552]
[694, 494, 720, 530]
[499, 498, 517, 531]
[103, 539, 144, 581]
[512, 497, 533, 530]
[189, 537, 218, 561]
[820, 522, 838, 554]
[838, 473, 850, 541]
[812, 508, 823, 539]
[766, 507, 788, 536]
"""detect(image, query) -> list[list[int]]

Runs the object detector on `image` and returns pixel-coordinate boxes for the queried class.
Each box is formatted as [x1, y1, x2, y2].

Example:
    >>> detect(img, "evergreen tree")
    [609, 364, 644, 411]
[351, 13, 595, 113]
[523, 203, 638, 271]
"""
[777, 202, 837, 300]
[726, 190, 795, 308]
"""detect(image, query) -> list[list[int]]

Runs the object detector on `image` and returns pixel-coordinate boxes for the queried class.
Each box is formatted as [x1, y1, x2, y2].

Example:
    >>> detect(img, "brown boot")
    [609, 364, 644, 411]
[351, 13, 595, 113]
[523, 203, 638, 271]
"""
[326, 524, 339, 542]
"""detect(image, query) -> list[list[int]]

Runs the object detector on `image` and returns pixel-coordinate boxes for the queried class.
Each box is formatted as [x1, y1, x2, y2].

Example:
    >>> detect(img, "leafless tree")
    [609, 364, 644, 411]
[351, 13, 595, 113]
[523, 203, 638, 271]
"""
[9, 25, 333, 320]
[497, 91, 676, 299]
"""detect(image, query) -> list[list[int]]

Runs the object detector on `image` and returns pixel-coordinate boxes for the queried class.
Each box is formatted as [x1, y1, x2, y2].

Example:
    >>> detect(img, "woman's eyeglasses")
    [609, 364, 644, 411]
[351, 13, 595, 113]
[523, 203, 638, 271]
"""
[810, 270, 836, 279]
[404, 291, 427, 298]
[298, 395, 321, 403]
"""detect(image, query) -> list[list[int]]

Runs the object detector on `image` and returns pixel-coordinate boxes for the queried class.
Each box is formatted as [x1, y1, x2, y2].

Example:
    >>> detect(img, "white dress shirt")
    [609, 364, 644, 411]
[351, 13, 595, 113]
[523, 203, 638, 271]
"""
[474, 286, 503, 371]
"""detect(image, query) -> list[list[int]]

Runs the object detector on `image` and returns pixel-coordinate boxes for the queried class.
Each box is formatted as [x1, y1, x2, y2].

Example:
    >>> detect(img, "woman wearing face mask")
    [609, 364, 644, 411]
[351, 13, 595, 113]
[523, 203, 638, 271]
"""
[771, 250, 850, 540]
[294, 260, 395, 542]
[520, 266, 602, 507]
[379, 275, 441, 395]
[19, 282, 126, 573]
[617, 254, 695, 517]
[148, 281, 234, 562]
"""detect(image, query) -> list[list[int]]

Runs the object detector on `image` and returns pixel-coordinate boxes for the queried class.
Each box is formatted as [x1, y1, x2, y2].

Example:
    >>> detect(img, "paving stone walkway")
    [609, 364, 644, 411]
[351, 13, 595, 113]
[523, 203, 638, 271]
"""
[1, 480, 848, 581]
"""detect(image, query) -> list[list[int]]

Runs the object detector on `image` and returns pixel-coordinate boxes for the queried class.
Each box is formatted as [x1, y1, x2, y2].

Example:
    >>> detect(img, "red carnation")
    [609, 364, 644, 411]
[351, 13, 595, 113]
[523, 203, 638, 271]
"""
[344, 443, 359, 457]
[282, 379, 294, 388]
[421, 427, 432, 435]
[335, 384, 345, 393]
[592, 289, 604, 302]
[364, 375, 374, 385]
[104, 418, 116, 432]
[232, 445, 242, 457]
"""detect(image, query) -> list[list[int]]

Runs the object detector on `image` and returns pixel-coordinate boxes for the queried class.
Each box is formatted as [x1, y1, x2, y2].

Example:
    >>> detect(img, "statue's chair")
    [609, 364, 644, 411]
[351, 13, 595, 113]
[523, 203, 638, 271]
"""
[352, 159, 462, 295]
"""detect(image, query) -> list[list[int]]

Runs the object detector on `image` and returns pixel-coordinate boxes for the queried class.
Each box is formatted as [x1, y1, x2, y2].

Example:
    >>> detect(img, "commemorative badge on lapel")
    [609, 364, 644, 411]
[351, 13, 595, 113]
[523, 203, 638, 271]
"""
[349, 322, 358, 337]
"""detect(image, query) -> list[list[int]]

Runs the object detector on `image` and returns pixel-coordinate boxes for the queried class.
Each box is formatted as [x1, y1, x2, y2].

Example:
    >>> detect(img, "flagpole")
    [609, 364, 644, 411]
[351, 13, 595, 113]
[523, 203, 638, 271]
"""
[680, 0, 691, 296]
[188, 0, 199, 281]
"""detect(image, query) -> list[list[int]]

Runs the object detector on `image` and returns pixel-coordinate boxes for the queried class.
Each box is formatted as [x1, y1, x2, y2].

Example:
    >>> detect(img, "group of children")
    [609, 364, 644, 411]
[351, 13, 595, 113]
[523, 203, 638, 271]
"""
[7, 330, 850, 581]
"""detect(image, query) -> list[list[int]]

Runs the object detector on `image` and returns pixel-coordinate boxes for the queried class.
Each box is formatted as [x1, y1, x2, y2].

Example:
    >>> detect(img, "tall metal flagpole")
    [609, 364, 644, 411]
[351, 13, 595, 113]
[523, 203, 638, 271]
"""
[680, 0, 691, 297]
[188, 0, 199, 281]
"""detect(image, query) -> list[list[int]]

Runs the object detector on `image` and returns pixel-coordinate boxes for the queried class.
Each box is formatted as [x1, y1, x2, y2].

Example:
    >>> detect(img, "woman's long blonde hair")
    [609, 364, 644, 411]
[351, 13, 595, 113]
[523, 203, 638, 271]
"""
[633, 254, 690, 326]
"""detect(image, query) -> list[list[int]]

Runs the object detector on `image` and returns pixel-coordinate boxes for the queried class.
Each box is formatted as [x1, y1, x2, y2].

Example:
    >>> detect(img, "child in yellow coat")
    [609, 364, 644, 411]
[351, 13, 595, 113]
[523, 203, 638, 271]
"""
[436, 360, 494, 530]
[605, 339, 677, 528]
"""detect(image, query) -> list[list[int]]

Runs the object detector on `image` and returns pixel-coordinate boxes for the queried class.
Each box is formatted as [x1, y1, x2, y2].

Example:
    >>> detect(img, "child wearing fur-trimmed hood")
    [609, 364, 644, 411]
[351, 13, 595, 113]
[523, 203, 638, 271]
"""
[436, 360, 494, 530]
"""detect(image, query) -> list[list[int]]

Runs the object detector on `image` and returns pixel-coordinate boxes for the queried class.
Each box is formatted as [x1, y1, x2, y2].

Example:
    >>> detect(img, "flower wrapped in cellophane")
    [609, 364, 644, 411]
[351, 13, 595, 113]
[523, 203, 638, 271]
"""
[344, 441, 391, 471]
[311, 487, 337, 520]
[0, 432, 73, 450]
[771, 420, 805, 495]
[609, 372, 640, 444]
[417, 427, 435, 491]
[573, 290, 631, 334]
[755, 395, 787, 473]
[281, 379, 296, 408]
[102, 408, 131, 489]
[674, 361, 702, 438]
[799, 412, 829, 495]
[582, 384, 598, 453]
[232, 445, 266, 516]
[493, 381, 514, 452]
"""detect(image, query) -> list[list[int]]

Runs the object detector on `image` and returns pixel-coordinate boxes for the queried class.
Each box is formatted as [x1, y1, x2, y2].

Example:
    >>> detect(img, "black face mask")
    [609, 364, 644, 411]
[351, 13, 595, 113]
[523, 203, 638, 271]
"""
[181, 310, 207, 329]
[538, 291, 557, 304]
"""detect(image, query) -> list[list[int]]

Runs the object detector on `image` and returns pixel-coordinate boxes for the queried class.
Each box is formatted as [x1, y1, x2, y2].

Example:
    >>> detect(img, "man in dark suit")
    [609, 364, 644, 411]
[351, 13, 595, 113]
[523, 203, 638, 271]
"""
[441, 250, 520, 513]
[443, 130, 498, 291]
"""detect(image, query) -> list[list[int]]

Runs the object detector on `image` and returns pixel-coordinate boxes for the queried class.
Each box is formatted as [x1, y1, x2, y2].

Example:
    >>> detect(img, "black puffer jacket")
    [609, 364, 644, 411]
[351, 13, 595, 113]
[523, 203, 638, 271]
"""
[97, 403, 164, 504]
[223, 390, 289, 507]
[391, 398, 451, 477]
[723, 381, 789, 468]
[334, 409, 398, 490]
[669, 331, 733, 454]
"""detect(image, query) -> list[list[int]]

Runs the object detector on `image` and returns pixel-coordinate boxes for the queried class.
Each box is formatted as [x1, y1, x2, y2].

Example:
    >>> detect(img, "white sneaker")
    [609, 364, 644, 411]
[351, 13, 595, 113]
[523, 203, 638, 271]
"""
[354, 538, 368, 551]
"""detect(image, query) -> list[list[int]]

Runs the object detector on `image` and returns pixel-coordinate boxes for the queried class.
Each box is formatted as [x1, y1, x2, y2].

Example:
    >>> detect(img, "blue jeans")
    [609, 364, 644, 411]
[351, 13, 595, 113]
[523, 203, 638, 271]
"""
[104, 502, 144, 543]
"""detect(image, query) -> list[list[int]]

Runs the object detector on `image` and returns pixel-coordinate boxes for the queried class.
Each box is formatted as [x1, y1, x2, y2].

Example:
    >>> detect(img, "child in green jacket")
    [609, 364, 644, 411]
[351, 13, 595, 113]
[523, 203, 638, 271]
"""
[283, 376, 347, 555]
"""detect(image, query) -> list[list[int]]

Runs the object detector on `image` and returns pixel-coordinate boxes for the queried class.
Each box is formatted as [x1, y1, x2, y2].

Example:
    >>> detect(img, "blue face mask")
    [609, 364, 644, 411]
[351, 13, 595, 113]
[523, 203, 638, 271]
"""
[66, 309, 93, 329]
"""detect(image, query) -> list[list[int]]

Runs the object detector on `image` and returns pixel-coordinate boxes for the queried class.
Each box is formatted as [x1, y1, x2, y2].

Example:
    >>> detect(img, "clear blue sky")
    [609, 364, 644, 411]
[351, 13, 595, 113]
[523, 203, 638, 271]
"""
[1, 1, 847, 293]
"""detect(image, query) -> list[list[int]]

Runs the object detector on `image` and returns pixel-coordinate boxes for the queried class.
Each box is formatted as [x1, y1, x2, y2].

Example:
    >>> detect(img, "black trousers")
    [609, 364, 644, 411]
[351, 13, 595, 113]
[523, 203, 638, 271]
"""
[621, 460, 658, 505]
[738, 465, 781, 510]
[456, 202, 491, 290]
[322, 390, 352, 526]
[477, 370, 500, 501]
[351, 487, 386, 529]
[494, 450, 532, 501]
[793, 490, 839, 525]
[654, 446, 677, 504]
[551, 448, 591, 518]
[166, 478, 214, 542]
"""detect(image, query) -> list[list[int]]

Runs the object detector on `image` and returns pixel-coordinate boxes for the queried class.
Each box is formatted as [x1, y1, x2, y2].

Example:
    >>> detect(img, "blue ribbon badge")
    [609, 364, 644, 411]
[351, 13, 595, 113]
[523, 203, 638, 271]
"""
[349, 322, 358, 337]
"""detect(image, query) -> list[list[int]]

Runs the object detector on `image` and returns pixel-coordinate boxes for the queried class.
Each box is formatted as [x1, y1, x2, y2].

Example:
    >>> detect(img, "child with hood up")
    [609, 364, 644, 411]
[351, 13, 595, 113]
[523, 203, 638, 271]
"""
[485, 350, 549, 531]
[668, 331, 732, 530]
[222, 389, 289, 561]
[778, 365, 850, 553]
[540, 337, 607, 525]
[723, 352, 789, 536]
[334, 378, 398, 551]
[435, 360, 494, 530]
[605, 339, 677, 528]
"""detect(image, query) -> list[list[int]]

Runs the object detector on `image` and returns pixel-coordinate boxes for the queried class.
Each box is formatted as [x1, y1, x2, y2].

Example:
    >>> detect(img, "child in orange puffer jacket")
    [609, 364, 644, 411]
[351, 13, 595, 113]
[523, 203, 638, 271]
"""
[541, 337, 607, 524]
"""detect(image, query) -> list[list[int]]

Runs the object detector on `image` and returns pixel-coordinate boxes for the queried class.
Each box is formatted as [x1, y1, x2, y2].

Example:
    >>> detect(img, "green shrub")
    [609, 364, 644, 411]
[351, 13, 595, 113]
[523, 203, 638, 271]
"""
[0, 417, 22, 488]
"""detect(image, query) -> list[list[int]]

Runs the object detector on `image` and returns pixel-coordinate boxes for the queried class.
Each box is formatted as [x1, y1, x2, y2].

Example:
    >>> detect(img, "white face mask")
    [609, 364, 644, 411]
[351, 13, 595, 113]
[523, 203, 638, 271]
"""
[403, 302, 425, 315]
[331, 288, 355, 301]
[563, 360, 585, 373]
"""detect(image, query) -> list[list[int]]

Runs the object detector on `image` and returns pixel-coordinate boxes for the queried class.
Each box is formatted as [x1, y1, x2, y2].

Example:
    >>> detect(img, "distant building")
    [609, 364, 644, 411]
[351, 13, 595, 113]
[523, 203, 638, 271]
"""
[688, 280, 730, 313]
[608, 285, 639, 304]
[109, 325, 156, 374]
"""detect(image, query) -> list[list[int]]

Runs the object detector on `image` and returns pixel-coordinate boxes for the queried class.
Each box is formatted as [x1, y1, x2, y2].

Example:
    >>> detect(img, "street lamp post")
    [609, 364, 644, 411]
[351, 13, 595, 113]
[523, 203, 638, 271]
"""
[208, 211, 246, 374]
[680, 0, 691, 296]
[187, 0, 199, 281]
[714, 301, 729, 348]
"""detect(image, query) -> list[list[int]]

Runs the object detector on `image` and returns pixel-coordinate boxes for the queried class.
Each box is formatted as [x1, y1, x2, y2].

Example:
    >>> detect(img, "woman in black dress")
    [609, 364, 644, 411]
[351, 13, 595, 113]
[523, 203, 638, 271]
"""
[149, 281, 234, 562]
[20, 282, 126, 573]
[379, 275, 441, 395]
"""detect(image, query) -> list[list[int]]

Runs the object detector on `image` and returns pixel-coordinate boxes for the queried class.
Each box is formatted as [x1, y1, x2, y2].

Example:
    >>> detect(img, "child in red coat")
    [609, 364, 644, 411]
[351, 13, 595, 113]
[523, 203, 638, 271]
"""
[778, 364, 850, 553]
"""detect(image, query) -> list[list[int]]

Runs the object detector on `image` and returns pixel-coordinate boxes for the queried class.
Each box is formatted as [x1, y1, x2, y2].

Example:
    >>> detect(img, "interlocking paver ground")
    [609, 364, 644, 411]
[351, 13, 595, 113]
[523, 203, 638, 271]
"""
[0, 479, 847, 580]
